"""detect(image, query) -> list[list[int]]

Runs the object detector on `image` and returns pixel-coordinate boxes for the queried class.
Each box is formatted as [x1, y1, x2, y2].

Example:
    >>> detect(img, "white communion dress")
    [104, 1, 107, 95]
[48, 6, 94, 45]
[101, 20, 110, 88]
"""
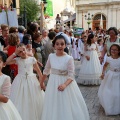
[77, 43, 102, 85]
[71, 38, 78, 59]
[0, 74, 22, 120]
[41, 53, 90, 120]
[98, 57, 120, 115]
[10, 57, 44, 120]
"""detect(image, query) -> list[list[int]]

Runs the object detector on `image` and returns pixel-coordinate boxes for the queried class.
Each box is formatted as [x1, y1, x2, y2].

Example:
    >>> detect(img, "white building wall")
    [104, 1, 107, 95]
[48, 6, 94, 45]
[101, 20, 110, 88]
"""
[76, 0, 120, 30]
[52, 0, 66, 19]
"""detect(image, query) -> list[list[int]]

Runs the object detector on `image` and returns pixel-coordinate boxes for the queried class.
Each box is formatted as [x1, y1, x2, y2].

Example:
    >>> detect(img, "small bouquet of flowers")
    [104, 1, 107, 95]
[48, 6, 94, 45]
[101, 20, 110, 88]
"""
[36, 47, 41, 53]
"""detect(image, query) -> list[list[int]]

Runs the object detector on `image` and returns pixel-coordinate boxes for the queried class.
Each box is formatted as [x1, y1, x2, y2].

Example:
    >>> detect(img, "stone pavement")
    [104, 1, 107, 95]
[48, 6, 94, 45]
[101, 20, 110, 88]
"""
[74, 61, 120, 120]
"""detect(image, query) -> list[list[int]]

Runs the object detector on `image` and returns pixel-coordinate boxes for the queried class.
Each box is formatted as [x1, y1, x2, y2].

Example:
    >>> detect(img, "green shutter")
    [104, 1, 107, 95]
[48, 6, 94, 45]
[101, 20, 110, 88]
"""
[45, 0, 53, 16]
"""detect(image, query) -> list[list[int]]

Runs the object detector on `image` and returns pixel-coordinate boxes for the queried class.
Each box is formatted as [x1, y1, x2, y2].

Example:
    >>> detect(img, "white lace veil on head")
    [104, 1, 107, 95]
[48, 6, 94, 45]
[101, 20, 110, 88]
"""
[56, 32, 70, 44]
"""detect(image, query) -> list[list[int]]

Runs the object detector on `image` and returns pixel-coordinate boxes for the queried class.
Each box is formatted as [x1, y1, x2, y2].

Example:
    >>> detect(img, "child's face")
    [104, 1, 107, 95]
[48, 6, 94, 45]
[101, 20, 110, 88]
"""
[110, 46, 119, 57]
[17, 46, 27, 58]
[91, 36, 96, 43]
[54, 39, 66, 54]
[100, 40, 104, 44]
[36, 36, 42, 42]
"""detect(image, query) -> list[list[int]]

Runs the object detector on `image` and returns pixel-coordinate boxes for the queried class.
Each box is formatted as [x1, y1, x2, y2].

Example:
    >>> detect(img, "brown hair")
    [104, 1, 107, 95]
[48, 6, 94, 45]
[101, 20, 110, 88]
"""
[109, 44, 120, 56]
[8, 33, 20, 46]
[1, 24, 8, 30]
[9, 27, 18, 33]
[33, 32, 42, 40]
[17, 43, 25, 48]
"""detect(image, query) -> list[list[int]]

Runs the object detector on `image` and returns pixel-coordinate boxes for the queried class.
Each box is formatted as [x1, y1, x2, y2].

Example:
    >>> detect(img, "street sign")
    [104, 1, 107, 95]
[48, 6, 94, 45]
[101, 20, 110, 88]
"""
[73, 27, 84, 35]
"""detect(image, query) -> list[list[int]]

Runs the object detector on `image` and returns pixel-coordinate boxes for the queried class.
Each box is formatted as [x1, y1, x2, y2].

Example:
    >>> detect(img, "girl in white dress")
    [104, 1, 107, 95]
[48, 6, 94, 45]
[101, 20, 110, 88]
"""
[6, 43, 44, 120]
[0, 51, 22, 120]
[77, 34, 102, 85]
[98, 44, 120, 115]
[97, 38, 106, 70]
[71, 37, 78, 59]
[40, 34, 90, 120]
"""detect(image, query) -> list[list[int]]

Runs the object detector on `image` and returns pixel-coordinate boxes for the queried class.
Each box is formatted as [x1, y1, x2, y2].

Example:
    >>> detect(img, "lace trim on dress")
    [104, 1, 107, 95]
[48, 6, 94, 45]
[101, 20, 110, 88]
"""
[67, 57, 75, 80]
[1, 76, 11, 98]
[78, 79, 101, 85]
[110, 67, 120, 72]
[78, 74, 101, 85]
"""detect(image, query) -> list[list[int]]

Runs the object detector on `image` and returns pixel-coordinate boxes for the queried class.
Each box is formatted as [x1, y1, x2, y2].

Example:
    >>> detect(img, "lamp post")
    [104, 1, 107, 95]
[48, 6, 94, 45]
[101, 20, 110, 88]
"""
[23, 5, 27, 28]
[40, 0, 47, 32]
[85, 13, 93, 30]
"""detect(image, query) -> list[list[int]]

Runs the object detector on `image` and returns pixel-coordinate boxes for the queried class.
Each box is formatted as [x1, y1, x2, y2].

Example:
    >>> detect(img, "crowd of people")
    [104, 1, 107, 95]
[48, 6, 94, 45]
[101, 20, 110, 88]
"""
[0, 22, 120, 120]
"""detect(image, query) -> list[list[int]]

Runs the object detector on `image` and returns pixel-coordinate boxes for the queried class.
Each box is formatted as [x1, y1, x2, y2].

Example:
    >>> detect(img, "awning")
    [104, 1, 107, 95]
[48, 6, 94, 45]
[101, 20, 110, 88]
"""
[63, 13, 76, 23]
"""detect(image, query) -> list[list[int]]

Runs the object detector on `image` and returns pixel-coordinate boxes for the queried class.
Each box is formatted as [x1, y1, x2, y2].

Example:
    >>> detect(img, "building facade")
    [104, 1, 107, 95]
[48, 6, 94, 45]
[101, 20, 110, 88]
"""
[0, 0, 12, 7]
[0, 0, 19, 14]
[0, 0, 19, 8]
[36, 0, 75, 19]
[76, 0, 120, 30]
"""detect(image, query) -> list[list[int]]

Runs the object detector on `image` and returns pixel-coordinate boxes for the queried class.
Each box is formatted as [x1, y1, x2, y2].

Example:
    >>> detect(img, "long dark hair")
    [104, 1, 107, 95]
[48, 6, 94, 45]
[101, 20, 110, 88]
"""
[23, 34, 31, 45]
[0, 51, 7, 63]
[86, 34, 94, 46]
[109, 44, 120, 56]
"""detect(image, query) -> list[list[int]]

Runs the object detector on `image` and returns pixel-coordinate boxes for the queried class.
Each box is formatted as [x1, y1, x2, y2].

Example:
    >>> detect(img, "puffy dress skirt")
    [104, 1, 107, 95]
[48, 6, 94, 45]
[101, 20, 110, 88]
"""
[77, 50, 102, 85]
[98, 70, 120, 115]
[0, 100, 22, 120]
[41, 74, 90, 120]
[10, 74, 44, 120]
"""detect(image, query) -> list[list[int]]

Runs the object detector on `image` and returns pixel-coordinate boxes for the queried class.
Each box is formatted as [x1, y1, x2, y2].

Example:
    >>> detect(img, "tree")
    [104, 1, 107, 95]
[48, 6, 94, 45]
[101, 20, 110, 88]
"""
[20, 0, 40, 22]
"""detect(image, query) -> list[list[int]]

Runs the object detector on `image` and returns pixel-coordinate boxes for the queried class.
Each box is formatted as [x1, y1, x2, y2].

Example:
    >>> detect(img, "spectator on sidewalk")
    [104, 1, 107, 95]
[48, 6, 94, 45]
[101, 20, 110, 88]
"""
[18, 26, 26, 43]
[44, 31, 56, 63]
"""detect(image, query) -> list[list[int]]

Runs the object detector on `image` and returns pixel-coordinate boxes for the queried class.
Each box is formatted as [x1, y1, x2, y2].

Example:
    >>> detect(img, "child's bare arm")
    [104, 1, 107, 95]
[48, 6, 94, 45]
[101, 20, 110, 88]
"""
[3, 45, 9, 51]
[0, 94, 8, 103]
[58, 79, 73, 91]
[100, 44, 107, 63]
[6, 47, 23, 65]
[0, 77, 11, 103]
[100, 62, 109, 79]
[40, 75, 47, 90]
[6, 53, 16, 65]
[33, 62, 43, 82]
[58, 57, 74, 91]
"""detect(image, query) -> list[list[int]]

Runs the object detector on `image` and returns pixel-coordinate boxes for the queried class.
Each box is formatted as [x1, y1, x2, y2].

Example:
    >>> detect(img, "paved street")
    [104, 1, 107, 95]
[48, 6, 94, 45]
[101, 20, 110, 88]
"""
[75, 61, 120, 120]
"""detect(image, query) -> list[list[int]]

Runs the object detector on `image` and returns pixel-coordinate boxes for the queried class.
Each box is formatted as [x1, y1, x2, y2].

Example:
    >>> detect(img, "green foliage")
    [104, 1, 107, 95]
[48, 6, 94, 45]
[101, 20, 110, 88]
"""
[87, 21, 91, 25]
[20, 0, 40, 22]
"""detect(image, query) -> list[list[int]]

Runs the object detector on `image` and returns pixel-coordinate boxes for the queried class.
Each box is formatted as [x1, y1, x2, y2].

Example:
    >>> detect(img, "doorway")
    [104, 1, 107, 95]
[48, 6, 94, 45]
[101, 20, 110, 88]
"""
[92, 14, 106, 30]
